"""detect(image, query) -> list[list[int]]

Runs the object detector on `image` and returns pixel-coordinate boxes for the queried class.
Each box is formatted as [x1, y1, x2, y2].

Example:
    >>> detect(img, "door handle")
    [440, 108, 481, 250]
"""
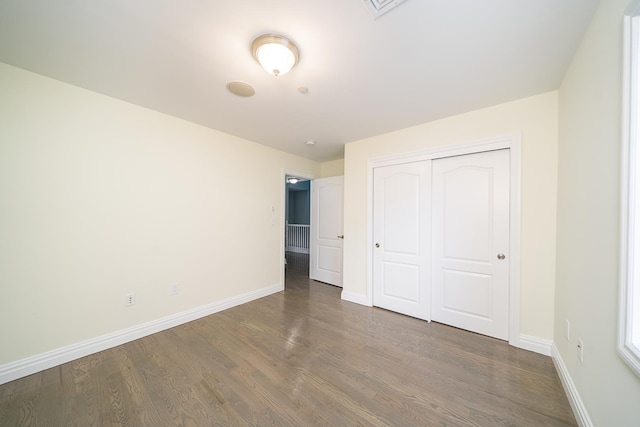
[497, 254, 506, 260]
[337, 235, 344, 239]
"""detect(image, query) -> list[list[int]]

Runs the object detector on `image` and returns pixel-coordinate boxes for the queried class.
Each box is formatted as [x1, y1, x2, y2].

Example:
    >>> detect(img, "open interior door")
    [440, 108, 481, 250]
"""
[310, 176, 344, 287]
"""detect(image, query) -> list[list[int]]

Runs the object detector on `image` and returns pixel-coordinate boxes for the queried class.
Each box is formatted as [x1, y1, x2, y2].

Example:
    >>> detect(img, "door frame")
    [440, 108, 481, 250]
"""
[280, 169, 315, 288]
[366, 133, 522, 347]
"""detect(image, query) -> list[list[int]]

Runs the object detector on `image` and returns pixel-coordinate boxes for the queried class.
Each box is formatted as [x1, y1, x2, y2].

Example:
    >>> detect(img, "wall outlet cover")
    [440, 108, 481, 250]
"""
[577, 338, 584, 363]
[170, 283, 180, 296]
[125, 293, 136, 307]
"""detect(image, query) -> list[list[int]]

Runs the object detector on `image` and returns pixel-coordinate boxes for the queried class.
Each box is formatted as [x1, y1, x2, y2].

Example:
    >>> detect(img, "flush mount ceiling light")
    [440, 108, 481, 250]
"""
[251, 34, 299, 77]
[287, 177, 299, 184]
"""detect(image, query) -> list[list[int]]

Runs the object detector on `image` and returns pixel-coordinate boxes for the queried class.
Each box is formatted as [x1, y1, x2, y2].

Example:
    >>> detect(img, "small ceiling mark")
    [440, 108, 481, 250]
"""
[226, 81, 255, 97]
[362, 0, 408, 19]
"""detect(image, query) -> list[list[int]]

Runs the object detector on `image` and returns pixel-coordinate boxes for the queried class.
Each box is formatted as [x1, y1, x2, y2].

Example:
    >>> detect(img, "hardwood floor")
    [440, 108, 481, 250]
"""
[0, 252, 576, 426]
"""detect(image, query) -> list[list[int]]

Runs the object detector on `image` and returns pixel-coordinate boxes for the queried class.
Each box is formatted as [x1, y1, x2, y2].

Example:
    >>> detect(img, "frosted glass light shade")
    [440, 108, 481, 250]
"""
[251, 34, 299, 77]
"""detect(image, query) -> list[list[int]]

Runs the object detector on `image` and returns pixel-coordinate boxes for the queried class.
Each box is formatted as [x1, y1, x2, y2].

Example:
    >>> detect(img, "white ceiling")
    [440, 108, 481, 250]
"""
[0, 0, 599, 162]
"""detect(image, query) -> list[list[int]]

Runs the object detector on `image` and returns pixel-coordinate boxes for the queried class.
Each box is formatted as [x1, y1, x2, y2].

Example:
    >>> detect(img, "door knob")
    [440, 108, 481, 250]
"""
[375, 243, 380, 248]
[497, 254, 506, 260]
[337, 235, 344, 239]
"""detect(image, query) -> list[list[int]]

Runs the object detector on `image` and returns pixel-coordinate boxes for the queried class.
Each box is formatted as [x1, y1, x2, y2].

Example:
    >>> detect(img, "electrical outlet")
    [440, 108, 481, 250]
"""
[125, 293, 136, 307]
[170, 283, 180, 296]
[577, 338, 584, 363]
[565, 319, 571, 341]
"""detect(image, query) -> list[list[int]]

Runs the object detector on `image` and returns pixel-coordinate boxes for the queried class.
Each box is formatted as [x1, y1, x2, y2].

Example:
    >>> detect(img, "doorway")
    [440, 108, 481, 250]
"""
[282, 173, 345, 290]
[285, 175, 311, 281]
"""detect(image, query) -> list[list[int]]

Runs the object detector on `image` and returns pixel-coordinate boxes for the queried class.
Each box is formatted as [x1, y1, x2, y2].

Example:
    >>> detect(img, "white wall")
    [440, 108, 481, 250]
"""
[555, 0, 640, 424]
[343, 92, 559, 341]
[0, 62, 319, 366]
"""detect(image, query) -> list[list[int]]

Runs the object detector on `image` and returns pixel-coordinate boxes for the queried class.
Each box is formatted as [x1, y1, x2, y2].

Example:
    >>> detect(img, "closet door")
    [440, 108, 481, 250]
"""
[372, 161, 431, 321]
[431, 149, 510, 340]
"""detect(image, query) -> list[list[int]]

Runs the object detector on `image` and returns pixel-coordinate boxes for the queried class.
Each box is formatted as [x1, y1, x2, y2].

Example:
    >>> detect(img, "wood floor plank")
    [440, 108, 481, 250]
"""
[0, 252, 577, 426]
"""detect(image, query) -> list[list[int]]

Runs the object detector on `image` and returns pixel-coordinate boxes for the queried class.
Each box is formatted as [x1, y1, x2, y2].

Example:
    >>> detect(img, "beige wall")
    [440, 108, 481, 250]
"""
[0, 62, 319, 365]
[319, 158, 344, 177]
[556, 0, 640, 424]
[343, 92, 559, 340]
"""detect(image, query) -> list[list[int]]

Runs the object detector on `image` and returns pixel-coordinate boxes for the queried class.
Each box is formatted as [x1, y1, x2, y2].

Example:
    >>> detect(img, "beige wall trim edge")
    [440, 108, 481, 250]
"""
[0, 283, 283, 386]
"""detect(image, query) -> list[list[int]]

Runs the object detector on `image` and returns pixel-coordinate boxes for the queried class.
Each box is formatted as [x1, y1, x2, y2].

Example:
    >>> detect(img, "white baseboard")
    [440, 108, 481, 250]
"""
[341, 291, 371, 306]
[0, 283, 283, 386]
[515, 334, 553, 356]
[551, 343, 593, 427]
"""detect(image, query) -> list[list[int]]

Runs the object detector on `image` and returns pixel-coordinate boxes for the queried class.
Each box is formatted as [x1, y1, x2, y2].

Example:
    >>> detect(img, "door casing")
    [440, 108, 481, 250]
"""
[365, 134, 522, 347]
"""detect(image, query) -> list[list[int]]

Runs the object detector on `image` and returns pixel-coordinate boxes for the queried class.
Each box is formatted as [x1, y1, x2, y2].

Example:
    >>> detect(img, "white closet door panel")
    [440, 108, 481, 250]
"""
[432, 149, 510, 340]
[373, 162, 430, 321]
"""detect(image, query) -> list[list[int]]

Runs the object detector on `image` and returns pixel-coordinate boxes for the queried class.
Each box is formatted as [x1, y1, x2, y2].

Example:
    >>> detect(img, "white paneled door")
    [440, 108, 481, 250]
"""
[373, 162, 431, 321]
[310, 176, 344, 287]
[371, 149, 511, 340]
[431, 149, 510, 340]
